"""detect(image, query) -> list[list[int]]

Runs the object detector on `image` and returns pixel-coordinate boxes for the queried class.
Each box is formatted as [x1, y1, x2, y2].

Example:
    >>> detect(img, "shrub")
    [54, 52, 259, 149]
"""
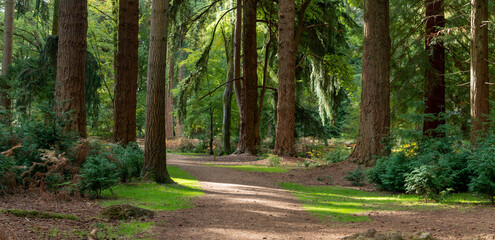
[368, 152, 412, 192]
[345, 167, 367, 186]
[112, 142, 144, 182]
[468, 137, 495, 203]
[321, 146, 350, 164]
[267, 154, 282, 167]
[79, 155, 119, 198]
[404, 165, 444, 201]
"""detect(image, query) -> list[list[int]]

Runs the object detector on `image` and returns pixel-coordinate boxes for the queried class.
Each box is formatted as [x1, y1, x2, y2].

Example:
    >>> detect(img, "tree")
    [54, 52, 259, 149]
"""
[222, 29, 234, 154]
[143, 0, 173, 184]
[348, 0, 391, 165]
[166, 55, 175, 139]
[1, 0, 15, 116]
[236, 0, 258, 155]
[52, 0, 60, 36]
[114, 0, 139, 145]
[423, 0, 445, 137]
[55, 0, 88, 138]
[274, 0, 296, 157]
[470, 0, 489, 142]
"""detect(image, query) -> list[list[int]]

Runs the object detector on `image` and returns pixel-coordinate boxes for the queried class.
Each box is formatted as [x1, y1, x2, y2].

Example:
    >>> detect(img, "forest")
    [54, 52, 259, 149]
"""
[1, 0, 495, 239]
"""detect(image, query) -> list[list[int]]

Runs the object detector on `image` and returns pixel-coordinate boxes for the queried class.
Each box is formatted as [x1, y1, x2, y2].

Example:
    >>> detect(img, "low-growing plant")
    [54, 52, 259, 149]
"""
[404, 165, 444, 201]
[79, 155, 119, 198]
[0, 155, 15, 194]
[468, 136, 495, 203]
[345, 167, 367, 186]
[267, 154, 282, 167]
[112, 142, 144, 182]
[321, 146, 350, 164]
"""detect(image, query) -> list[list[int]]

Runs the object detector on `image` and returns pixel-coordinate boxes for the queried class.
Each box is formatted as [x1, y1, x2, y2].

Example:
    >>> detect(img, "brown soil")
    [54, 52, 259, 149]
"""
[1, 154, 495, 240]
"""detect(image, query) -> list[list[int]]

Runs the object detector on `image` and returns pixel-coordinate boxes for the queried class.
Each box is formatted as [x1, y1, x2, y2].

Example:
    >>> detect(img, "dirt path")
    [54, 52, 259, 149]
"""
[155, 154, 347, 239]
[154, 154, 495, 240]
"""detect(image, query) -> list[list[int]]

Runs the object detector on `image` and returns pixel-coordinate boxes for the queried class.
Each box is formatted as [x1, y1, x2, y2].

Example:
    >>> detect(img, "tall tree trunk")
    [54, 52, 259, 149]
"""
[274, 0, 297, 157]
[143, 0, 173, 184]
[166, 55, 175, 139]
[233, 0, 243, 113]
[222, 30, 234, 155]
[236, 0, 258, 155]
[114, 0, 139, 145]
[51, 0, 60, 36]
[175, 63, 185, 137]
[470, 0, 489, 143]
[423, 0, 445, 138]
[348, 0, 391, 166]
[1, 0, 14, 116]
[55, 0, 88, 138]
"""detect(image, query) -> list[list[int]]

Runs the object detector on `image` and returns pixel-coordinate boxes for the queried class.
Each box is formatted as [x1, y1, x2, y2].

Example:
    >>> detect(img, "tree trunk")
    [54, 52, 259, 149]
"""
[51, 0, 60, 36]
[143, 0, 173, 184]
[348, 0, 391, 166]
[236, 0, 258, 155]
[166, 55, 175, 139]
[175, 63, 185, 137]
[55, 0, 88, 138]
[233, 0, 243, 113]
[274, 0, 297, 157]
[1, 0, 14, 115]
[423, 0, 445, 138]
[470, 0, 489, 143]
[114, 0, 139, 145]
[222, 30, 234, 155]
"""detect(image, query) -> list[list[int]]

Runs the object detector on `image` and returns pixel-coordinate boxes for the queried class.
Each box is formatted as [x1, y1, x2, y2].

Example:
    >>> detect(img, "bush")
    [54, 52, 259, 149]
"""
[79, 155, 119, 198]
[112, 142, 144, 182]
[267, 154, 282, 167]
[404, 165, 444, 201]
[321, 146, 350, 164]
[468, 137, 495, 203]
[368, 152, 412, 192]
[345, 167, 367, 186]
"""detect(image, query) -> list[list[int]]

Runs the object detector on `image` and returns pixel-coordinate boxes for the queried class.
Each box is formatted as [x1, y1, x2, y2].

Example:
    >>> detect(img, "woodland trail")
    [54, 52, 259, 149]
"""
[154, 154, 347, 239]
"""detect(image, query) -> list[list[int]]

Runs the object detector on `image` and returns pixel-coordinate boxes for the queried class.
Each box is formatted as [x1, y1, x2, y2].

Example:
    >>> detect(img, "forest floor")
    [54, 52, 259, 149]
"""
[1, 154, 495, 239]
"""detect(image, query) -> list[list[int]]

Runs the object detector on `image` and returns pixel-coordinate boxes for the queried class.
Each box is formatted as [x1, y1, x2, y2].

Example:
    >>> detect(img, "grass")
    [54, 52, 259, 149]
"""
[1, 209, 80, 221]
[280, 182, 488, 223]
[205, 164, 291, 173]
[101, 166, 203, 211]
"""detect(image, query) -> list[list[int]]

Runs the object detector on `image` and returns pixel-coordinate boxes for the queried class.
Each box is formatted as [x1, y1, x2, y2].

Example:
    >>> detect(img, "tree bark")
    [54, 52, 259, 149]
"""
[233, 0, 243, 113]
[423, 0, 445, 138]
[274, 0, 297, 157]
[470, 0, 489, 143]
[165, 55, 175, 139]
[175, 62, 185, 137]
[143, 0, 173, 184]
[51, 0, 60, 36]
[236, 0, 258, 155]
[222, 30, 234, 155]
[114, 0, 139, 145]
[348, 0, 390, 166]
[55, 0, 88, 138]
[1, 0, 14, 115]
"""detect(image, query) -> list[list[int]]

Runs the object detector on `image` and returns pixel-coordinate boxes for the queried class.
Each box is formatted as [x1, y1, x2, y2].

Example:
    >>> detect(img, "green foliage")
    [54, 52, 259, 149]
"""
[112, 142, 144, 183]
[0, 155, 15, 194]
[267, 154, 282, 167]
[321, 146, 350, 164]
[101, 166, 203, 211]
[468, 136, 495, 203]
[404, 165, 446, 201]
[79, 155, 119, 198]
[344, 167, 367, 186]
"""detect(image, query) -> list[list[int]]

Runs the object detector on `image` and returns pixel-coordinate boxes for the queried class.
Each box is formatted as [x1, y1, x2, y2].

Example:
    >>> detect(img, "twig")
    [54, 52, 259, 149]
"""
[198, 77, 243, 101]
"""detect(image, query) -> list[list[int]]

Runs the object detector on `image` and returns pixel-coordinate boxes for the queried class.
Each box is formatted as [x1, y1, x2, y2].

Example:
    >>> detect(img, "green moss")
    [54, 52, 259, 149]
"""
[1, 209, 79, 221]
[101, 166, 203, 211]
[205, 164, 291, 173]
[280, 183, 488, 223]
